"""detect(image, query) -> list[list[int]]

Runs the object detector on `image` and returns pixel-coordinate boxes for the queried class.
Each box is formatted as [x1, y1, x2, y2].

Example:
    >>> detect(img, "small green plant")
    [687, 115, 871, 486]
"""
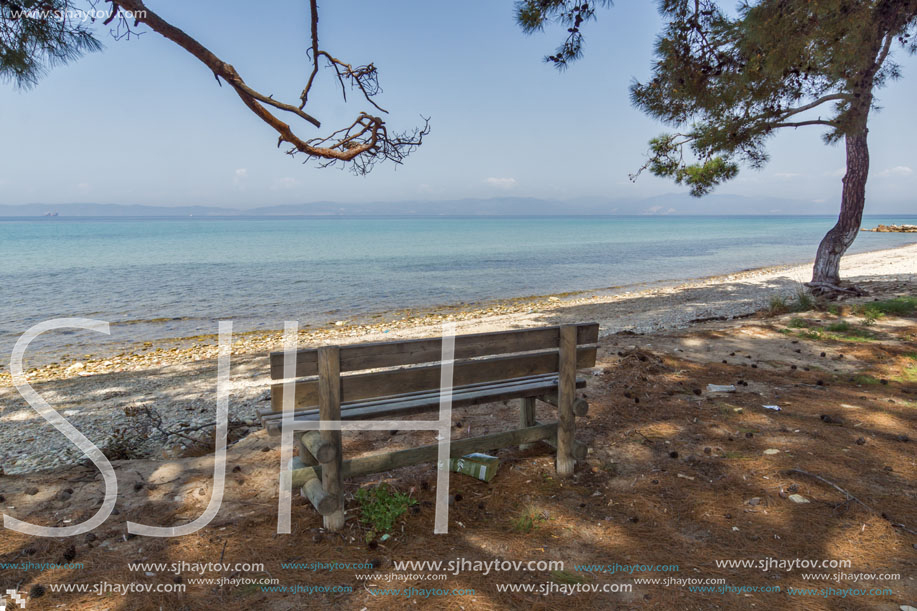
[855, 296, 917, 324]
[512, 505, 545, 533]
[858, 305, 883, 326]
[870, 296, 917, 316]
[793, 290, 815, 312]
[797, 328, 824, 341]
[828, 325, 876, 341]
[788, 321, 876, 343]
[767, 296, 789, 316]
[895, 355, 917, 383]
[826, 304, 841, 316]
[354, 484, 416, 538]
[851, 374, 880, 385]
[551, 570, 587, 584]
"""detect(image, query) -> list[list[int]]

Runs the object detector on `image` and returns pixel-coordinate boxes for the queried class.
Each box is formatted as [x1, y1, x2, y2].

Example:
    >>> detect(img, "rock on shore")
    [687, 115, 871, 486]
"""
[863, 224, 917, 233]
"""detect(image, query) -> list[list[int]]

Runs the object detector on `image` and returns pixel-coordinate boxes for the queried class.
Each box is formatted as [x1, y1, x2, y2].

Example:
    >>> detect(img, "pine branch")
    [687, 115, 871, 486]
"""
[772, 119, 837, 128]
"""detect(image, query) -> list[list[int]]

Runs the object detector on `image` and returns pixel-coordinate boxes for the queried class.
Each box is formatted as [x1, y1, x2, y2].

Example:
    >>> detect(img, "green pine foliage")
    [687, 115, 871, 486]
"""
[1, 0, 102, 88]
[517, 1, 917, 195]
[516, 0, 615, 68]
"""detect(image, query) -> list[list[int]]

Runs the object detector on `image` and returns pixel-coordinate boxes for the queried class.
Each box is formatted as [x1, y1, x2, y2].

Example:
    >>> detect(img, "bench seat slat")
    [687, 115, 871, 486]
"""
[258, 373, 569, 422]
[270, 322, 599, 379]
[270, 345, 596, 411]
[263, 376, 586, 436]
[265, 372, 561, 416]
[264, 374, 584, 422]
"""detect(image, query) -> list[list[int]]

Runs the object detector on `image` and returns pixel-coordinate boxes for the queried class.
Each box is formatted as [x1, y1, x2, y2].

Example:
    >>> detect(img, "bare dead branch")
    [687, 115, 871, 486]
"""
[787, 468, 873, 511]
[298, 0, 387, 114]
[90, 0, 143, 40]
[108, 0, 425, 172]
[294, 113, 430, 175]
[300, 0, 320, 109]
[772, 120, 838, 128]
[786, 468, 916, 535]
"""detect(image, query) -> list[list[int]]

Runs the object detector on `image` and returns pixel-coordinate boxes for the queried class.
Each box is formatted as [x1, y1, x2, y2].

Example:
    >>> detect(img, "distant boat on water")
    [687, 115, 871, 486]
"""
[43, 211, 58, 217]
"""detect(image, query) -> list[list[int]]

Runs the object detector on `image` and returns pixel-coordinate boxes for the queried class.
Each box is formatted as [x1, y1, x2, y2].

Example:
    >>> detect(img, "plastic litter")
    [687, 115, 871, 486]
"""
[706, 384, 736, 393]
[762, 405, 782, 411]
[449, 453, 500, 482]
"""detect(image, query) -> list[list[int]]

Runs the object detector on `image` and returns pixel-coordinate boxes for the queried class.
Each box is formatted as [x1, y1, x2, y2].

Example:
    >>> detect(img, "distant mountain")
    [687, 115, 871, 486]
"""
[0, 203, 239, 217]
[1, 195, 912, 217]
[253, 197, 613, 216]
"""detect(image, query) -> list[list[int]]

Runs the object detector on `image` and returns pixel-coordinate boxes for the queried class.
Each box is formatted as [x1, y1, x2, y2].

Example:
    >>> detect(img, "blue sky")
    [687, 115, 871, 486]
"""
[1, 0, 915, 209]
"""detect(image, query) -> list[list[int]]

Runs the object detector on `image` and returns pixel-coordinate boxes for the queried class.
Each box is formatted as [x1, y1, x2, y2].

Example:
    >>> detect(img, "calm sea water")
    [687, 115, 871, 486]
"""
[1, 215, 915, 364]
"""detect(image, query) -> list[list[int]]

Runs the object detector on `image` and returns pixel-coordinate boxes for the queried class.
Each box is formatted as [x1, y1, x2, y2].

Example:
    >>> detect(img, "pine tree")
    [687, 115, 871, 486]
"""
[518, 0, 917, 293]
[1, 0, 101, 88]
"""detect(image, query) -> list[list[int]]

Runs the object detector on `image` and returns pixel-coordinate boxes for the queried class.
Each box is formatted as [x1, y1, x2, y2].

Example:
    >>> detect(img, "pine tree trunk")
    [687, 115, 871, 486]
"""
[810, 123, 870, 287]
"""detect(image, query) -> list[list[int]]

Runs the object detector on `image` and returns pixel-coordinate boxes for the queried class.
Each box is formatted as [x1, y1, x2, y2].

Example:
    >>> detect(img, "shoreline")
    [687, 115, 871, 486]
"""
[0, 242, 914, 474]
[2, 241, 915, 386]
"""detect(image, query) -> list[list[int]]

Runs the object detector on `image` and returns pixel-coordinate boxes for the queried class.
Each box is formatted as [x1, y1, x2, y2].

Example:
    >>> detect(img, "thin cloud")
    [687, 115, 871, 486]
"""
[774, 172, 801, 179]
[645, 205, 676, 214]
[877, 165, 913, 178]
[271, 176, 301, 190]
[232, 168, 248, 187]
[484, 177, 517, 189]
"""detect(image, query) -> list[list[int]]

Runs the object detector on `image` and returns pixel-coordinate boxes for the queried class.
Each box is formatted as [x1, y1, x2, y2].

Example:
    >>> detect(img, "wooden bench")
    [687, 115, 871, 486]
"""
[259, 322, 598, 530]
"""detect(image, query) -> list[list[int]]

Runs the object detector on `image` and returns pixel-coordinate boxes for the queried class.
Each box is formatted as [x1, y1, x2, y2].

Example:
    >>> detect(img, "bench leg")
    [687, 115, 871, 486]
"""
[556, 325, 577, 476]
[318, 346, 346, 531]
[518, 397, 536, 450]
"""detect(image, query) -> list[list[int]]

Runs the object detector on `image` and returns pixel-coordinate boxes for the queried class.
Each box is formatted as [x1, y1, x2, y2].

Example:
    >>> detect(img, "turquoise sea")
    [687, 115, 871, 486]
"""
[1, 215, 915, 364]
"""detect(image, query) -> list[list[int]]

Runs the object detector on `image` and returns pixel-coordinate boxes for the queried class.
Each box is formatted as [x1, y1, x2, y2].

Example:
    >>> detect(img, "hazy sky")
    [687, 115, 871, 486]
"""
[1, 0, 915, 209]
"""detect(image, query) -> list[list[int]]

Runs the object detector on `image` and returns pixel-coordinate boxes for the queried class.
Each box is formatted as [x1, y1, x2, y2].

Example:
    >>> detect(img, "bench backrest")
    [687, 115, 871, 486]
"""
[269, 322, 599, 411]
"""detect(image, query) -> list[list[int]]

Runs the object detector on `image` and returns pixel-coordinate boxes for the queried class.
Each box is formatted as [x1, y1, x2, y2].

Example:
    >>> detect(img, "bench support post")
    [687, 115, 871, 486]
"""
[301, 469, 337, 515]
[318, 346, 345, 531]
[290, 422, 559, 487]
[556, 325, 577, 476]
[301, 430, 338, 464]
[518, 397, 536, 449]
[538, 392, 589, 417]
[294, 432, 317, 466]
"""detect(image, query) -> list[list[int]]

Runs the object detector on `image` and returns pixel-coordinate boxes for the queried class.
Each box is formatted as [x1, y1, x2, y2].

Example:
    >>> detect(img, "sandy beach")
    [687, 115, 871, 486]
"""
[0, 244, 914, 610]
[0, 242, 915, 475]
